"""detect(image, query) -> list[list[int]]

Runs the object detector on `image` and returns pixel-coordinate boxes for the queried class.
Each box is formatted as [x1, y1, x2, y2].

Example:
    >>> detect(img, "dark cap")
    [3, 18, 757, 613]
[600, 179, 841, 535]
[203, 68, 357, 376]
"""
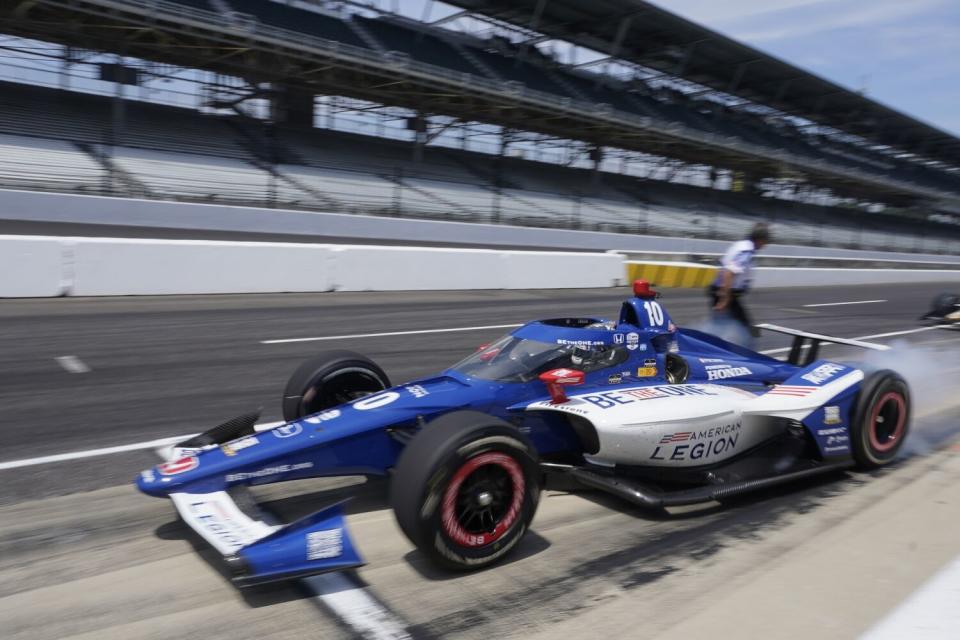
[750, 223, 771, 244]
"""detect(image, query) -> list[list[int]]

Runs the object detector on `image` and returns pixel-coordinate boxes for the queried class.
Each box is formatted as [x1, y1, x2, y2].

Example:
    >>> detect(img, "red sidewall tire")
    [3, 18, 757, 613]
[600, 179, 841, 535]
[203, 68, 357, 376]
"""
[391, 411, 541, 571]
[851, 371, 910, 469]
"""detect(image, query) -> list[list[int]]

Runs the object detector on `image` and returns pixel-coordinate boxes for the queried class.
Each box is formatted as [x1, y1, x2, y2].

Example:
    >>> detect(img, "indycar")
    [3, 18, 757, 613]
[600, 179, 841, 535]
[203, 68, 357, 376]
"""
[922, 293, 960, 326]
[137, 281, 910, 584]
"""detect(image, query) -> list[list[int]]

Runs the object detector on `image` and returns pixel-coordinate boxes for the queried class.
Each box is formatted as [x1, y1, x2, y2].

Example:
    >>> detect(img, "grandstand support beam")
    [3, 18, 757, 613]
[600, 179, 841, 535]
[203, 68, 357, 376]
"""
[726, 60, 757, 95]
[573, 56, 612, 69]
[774, 78, 793, 103]
[674, 39, 705, 77]
[428, 10, 470, 26]
[424, 118, 458, 144]
[590, 144, 603, 183]
[420, 0, 436, 23]
[271, 86, 315, 128]
[59, 44, 72, 91]
[529, 0, 550, 32]
[609, 14, 634, 59]
[107, 50, 129, 192]
[517, 0, 550, 62]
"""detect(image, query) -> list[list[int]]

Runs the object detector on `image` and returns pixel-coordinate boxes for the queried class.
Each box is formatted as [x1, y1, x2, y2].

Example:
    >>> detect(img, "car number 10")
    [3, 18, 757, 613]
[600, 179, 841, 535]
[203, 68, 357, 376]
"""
[643, 300, 665, 326]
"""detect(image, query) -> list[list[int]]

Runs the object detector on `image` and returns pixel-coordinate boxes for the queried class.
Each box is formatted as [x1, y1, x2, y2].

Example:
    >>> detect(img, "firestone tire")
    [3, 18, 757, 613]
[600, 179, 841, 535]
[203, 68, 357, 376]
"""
[390, 411, 541, 571]
[282, 350, 390, 422]
[850, 370, 910, 469]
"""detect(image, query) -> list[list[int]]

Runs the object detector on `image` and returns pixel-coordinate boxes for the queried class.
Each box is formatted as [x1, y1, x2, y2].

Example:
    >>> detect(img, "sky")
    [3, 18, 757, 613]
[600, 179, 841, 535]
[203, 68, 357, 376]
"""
[649, 0, 960, 135]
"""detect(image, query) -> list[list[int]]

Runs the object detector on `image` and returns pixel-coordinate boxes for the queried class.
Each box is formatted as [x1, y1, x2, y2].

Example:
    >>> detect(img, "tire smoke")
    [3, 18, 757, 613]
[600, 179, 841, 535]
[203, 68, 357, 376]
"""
[859, 336, 960, 455]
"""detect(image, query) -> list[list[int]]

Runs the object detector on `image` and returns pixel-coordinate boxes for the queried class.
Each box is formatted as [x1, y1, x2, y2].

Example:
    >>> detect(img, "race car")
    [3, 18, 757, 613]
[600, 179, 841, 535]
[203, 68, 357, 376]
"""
[137, 280, 910, 584]
[922, 293, 960, 326]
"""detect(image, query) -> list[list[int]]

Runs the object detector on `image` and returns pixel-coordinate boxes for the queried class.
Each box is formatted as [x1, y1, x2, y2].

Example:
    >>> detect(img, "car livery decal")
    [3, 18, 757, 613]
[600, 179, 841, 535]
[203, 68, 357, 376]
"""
[650, 420, 743, 462]
[580, 384, 719, 409]
[800, 362, 848, 385]
[158, 456, 198, 475]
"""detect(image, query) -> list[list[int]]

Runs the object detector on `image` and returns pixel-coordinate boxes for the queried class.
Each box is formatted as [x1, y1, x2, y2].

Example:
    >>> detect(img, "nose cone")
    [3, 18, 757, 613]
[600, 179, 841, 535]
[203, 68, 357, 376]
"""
[136, 466, 170, 497]
[136, 455, 199, 496]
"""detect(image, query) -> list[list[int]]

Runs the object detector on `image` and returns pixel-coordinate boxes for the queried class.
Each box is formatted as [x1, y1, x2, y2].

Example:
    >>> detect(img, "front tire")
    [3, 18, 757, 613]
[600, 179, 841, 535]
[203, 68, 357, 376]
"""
[851, 370, 910, 469]
[390, 411, 541, 570]
[282, 350, 390, 422]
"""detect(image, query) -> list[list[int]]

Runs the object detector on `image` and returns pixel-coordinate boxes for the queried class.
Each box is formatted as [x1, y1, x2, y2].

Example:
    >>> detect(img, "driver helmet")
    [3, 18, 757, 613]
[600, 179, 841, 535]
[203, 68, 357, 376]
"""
[570, 344, 617, 368]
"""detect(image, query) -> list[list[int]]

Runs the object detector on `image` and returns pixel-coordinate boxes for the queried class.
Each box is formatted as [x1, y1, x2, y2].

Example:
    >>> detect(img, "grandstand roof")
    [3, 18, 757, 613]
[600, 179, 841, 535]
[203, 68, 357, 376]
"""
[444, 0, 960, 166]
[3, 0, 958, 207]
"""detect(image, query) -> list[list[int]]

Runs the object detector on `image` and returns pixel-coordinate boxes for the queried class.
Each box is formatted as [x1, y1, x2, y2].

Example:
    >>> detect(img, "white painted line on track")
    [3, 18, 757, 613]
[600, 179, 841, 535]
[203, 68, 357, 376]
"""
[803, 299, 887, 308]
[760, 325, 945, 355]
[304, 573, 411, 640]
[55, 355, 91, 373]
[261, 323, 524, 345]
[0, 435, 193, 471]
[859, 553, 960, 639]
[0, 421, 283, 471]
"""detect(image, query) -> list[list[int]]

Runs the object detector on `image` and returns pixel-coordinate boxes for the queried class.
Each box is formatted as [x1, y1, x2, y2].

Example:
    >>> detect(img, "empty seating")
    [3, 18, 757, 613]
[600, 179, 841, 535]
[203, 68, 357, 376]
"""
[0, 134, 104, 192]
[111, 147, 279, 204]
[278, 163, 400, 213]
[0, 80, 957, 254]
[0, 83, 246, 159]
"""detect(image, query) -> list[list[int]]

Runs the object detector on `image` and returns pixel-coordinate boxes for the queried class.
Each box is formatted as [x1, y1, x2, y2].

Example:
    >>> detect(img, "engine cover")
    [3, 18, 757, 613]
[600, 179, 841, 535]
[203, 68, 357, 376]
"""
[527, 383, 783, 467]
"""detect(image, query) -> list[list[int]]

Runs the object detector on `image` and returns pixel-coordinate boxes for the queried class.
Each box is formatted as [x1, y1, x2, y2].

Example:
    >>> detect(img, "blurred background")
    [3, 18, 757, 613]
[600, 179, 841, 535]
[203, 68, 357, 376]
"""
[1, 2, 959, 640]
[0, 0, 958, 251]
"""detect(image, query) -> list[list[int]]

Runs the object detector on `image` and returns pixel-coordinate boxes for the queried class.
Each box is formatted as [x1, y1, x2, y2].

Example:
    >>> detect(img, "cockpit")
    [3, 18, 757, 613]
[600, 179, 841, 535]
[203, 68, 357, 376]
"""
[451, 317, 630, 383]
[451, 334, 630, 382]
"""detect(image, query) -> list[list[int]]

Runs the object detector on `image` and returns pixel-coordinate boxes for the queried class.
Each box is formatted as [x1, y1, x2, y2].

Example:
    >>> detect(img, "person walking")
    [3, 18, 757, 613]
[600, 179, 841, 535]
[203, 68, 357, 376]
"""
[708, 223, 771, 344]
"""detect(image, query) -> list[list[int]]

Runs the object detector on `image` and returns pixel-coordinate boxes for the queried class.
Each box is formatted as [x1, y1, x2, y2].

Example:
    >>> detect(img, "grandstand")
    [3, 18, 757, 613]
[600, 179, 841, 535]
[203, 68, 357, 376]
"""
[1, 0, 959, 254]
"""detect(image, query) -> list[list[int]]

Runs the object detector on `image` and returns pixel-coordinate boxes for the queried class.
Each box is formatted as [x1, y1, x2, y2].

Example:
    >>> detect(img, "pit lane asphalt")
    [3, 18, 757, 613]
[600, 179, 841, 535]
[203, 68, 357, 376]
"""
[0, 281, 952, 502]
[1, 282, 960, 640]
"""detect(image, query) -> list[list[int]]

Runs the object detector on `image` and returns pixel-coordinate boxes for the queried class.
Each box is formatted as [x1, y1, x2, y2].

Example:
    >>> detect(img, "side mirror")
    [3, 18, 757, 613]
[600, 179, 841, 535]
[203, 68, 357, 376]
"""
[477, 343, 501, 362]
[538, 368, 585, 404]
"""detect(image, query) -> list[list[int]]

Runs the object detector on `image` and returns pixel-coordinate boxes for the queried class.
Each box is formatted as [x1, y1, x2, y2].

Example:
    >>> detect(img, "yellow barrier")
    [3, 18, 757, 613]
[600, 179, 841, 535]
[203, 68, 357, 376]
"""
[625, 261, 717, 288]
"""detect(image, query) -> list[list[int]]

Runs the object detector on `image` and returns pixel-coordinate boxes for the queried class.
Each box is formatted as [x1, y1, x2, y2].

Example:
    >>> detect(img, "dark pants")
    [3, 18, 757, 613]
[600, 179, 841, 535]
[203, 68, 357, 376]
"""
[708, 286, 756, 336]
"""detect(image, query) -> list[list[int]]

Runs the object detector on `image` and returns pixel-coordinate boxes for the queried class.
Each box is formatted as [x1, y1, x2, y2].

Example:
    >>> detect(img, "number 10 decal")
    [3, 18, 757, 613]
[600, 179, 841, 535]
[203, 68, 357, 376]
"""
[643, 300, 664, 326]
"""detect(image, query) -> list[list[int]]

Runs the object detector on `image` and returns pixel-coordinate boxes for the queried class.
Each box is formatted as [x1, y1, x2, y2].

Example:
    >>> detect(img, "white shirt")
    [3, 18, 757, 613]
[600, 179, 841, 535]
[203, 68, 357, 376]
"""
[713, 239, 756, 291]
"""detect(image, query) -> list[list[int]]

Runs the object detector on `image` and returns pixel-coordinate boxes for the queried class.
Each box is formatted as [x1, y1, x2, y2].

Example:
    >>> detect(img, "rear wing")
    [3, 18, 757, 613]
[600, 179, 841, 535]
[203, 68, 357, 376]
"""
[756, 323, 890, 366]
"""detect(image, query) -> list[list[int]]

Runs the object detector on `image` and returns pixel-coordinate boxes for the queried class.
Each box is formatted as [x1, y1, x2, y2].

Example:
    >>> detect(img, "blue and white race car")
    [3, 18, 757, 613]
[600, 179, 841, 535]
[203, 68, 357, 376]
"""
[137, 281, 910, 584]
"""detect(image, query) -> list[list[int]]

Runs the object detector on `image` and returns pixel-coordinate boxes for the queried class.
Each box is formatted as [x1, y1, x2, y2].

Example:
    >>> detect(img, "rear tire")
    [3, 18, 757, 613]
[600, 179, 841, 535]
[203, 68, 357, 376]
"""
[851, 370, 910, 469]
[282, 350, 390, 422]
[390, 411, 541, 570]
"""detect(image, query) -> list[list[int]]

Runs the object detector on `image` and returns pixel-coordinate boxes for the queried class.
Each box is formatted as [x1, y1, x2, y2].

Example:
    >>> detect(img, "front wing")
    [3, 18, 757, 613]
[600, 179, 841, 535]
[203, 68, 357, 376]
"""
[156, 445, 363, 586]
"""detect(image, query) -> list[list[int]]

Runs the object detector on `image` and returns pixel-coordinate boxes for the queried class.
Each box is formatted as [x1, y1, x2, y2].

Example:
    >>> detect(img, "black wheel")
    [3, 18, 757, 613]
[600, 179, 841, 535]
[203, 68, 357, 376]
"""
[282, 350, 390, 422]
[390, 411, 541, 570]
[930, 293, 959, 317]
[665, 353, 689, 384]
[851, 370, 910, 469]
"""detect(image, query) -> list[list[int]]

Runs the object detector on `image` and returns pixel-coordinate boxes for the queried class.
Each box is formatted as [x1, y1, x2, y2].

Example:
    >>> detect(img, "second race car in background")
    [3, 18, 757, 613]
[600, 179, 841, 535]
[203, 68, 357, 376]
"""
[922, 293, 960, 326]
